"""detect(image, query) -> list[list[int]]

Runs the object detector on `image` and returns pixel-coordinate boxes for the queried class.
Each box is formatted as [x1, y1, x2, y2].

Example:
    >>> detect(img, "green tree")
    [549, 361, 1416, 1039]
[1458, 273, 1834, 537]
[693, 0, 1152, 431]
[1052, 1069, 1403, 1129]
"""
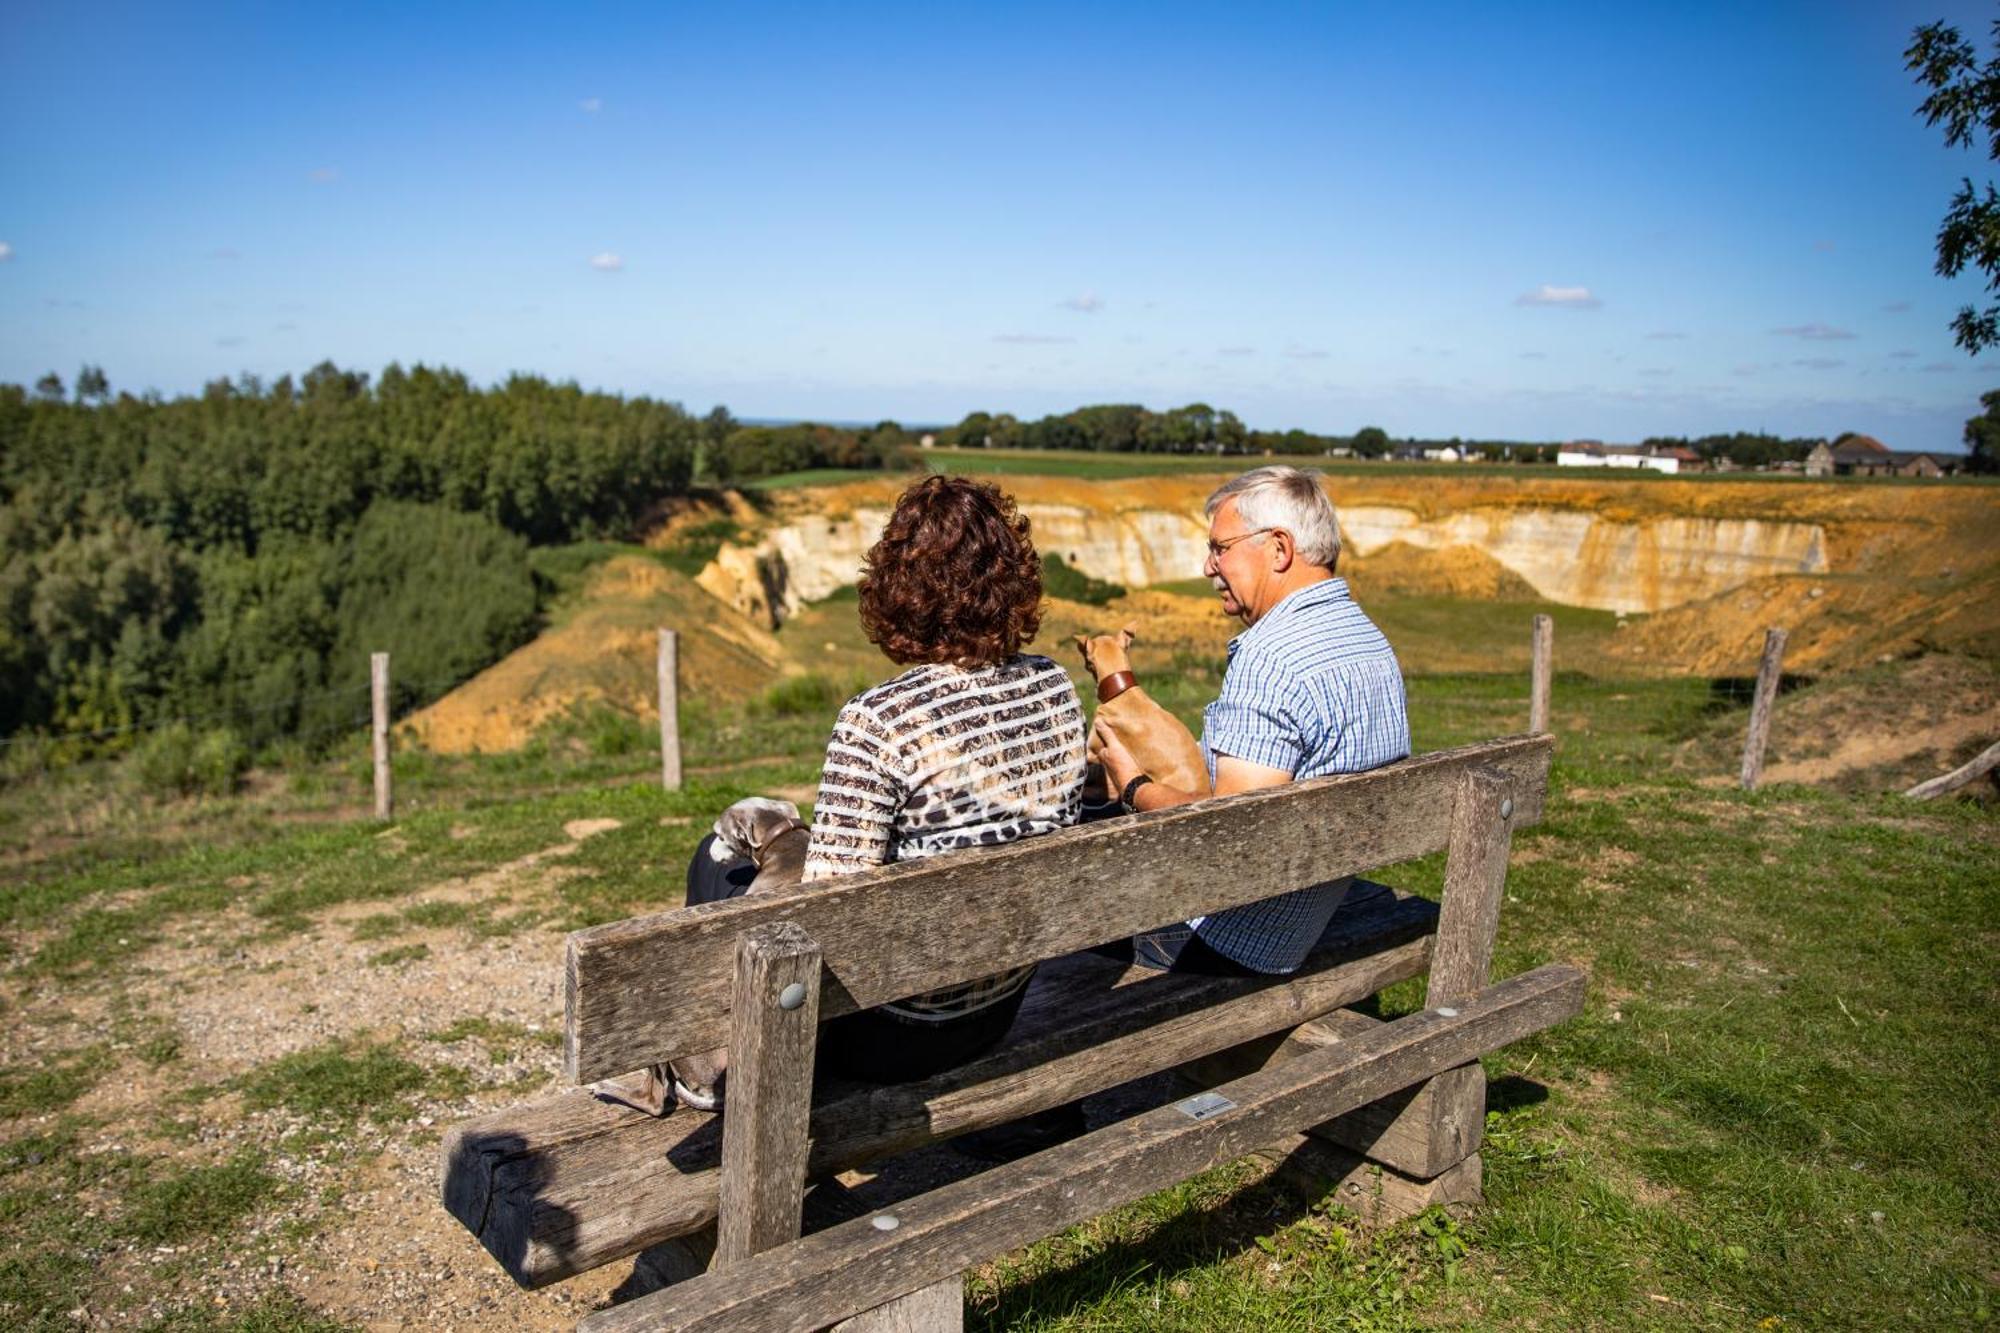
[1963, 388, 2000, 473]
[74, 365, 110, 402]
[1351, 425, 1391, 457]
[1908, 18, 2000, 352]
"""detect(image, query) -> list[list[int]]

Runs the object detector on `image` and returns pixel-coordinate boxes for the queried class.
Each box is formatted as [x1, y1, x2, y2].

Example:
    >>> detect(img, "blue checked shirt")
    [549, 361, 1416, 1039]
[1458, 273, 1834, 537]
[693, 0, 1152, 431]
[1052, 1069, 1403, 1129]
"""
[1191, 577, 1411, 972]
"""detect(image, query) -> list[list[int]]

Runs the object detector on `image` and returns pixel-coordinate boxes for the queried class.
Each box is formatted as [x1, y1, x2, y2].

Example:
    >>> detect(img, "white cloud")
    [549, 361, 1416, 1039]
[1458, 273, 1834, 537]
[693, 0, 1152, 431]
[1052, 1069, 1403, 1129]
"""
[992, 333, 1073, 345]
[1771, 322, 1854, 340]
[307, 167, 339, 184]
[1284, 345, 1329, 360]
[1881, 301, 1912, 313]
[1218, 346, 1256, 356]
[1791, 357, 1844, 370]
[1059, 292, 1103, 313]
[589, 251, 624, 271]
[1888, 350, 1918, 359]
[1920, 361, 1958, 373]
[579, 97, 604, 113]
[0, 241, 12, 262]
[1515, 284, 1602, 309]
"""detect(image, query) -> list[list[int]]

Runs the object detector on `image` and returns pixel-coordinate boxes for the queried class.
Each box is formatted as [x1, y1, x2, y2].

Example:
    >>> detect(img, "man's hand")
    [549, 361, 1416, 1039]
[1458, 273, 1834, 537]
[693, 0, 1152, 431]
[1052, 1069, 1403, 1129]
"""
[1090, 714, 1145, 795]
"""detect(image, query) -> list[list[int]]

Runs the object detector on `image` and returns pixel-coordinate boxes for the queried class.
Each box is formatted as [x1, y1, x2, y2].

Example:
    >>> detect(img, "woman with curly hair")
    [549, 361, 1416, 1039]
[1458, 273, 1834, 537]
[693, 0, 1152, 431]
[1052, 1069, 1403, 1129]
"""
[667, 474, 1087, 1102]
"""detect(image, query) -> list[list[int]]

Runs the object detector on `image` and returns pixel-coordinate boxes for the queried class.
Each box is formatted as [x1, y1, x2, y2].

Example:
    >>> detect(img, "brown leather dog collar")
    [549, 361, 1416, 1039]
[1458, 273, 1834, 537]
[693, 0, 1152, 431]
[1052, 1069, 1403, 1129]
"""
[1097, 670, 1138, 704]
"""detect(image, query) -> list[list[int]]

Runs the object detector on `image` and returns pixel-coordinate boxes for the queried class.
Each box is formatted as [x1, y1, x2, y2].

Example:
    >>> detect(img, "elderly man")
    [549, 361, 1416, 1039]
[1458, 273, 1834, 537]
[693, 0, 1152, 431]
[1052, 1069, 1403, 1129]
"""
[1092, 465, 1410, 975]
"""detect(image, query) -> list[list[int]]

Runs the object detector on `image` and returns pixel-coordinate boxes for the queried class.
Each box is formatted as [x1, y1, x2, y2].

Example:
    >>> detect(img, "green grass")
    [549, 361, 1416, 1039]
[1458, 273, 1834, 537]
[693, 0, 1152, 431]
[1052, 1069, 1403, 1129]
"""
[0, 611, 1993, 1328]
[236, 1041, 429, 1124]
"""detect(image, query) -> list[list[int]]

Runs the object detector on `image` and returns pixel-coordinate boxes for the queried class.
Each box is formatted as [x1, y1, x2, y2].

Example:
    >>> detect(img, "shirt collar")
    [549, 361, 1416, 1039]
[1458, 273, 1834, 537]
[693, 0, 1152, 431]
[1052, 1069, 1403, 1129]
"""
[1225, 576, 1350, 658]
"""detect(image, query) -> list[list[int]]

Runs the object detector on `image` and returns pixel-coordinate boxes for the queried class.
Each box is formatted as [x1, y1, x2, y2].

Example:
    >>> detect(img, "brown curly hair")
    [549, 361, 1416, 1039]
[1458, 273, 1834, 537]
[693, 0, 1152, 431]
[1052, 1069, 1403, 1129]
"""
[858, 475, 1044, 667]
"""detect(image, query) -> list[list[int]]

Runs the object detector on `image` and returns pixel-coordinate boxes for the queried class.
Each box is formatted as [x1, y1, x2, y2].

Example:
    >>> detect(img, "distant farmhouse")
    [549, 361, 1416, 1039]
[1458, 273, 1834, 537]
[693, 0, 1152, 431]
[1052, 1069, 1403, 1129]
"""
[1804, 434, 1955, 479]
[1554, 440, 1701, 475]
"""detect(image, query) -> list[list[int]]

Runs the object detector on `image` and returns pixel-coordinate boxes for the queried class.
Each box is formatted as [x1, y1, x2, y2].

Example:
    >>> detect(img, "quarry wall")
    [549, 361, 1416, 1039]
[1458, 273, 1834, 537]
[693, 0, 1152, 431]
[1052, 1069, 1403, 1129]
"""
[699, 478, 1841, 624]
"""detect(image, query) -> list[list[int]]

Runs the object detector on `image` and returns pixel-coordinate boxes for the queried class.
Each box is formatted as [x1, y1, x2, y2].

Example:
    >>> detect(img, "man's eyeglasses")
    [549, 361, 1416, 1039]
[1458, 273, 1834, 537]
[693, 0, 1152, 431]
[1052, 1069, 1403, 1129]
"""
[1205, 526, 1279, 560]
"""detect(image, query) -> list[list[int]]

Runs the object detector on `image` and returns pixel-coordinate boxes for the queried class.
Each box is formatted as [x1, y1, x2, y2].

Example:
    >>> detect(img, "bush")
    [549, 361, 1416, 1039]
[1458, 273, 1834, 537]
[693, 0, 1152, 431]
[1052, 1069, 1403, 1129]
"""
[755, 673, 849, 717]
[130, 723, 247, 797]
[1041, 554, 1125, 607]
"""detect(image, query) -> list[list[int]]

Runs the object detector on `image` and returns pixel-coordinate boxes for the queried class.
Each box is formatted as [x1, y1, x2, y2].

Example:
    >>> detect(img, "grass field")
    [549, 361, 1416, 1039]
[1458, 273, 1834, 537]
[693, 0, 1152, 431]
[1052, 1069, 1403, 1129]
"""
[739, 446, 1999, 491]
[0, 623, 1994, 1328]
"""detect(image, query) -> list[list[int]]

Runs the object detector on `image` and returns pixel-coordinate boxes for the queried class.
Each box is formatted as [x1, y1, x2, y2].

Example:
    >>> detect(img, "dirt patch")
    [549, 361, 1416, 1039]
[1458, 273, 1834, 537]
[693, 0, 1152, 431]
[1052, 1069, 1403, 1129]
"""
[401, 557, 787, 754]
[1679, 653, 1999, 794]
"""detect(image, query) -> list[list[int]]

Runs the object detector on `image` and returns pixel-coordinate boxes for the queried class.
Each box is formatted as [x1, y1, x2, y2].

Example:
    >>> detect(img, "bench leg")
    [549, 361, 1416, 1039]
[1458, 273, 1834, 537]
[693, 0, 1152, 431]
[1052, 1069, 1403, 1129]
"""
[1259, 1134, 1482, 1224]
[716, 922, 823, 1268]
[1398, 763, 1516, 1179]
[832, 1276, 964, 1332]
[1191, 766, 1516, 1196]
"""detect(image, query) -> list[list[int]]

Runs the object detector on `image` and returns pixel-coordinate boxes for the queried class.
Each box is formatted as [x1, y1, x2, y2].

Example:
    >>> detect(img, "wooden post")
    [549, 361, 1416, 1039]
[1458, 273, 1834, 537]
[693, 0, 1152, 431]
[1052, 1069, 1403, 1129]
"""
[715, 922, 822, 1270]
[658, 628, 683, 792]
[371, 651, 392, 821]
[1739, 627, 1787, 791]
[1528, 614, 1553, 734]
[1904, 738, 2000, 800]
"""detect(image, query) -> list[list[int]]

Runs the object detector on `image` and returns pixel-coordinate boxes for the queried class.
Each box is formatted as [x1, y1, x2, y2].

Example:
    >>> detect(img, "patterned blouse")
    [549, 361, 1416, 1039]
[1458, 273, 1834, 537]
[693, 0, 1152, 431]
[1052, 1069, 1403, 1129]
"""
[804, 654, 1088, 1019]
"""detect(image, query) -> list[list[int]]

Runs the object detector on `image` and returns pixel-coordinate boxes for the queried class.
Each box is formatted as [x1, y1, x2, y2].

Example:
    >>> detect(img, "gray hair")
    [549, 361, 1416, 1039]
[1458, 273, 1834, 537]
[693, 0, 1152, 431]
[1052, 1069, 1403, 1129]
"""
[1204, 466, 1342, 568]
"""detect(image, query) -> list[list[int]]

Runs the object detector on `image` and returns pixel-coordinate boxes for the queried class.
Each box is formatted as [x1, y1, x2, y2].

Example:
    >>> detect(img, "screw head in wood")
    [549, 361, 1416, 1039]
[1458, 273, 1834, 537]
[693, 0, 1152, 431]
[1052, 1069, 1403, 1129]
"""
[778, 982, 807, 1011]
[871, 1214, 900, 1232]
[1499, 797, 1514, 820]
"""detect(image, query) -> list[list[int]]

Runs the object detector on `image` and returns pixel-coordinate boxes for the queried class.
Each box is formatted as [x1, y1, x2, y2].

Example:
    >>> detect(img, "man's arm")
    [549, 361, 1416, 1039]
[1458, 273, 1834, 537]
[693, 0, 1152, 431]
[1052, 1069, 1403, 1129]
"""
[1092, 722, 1291, 811]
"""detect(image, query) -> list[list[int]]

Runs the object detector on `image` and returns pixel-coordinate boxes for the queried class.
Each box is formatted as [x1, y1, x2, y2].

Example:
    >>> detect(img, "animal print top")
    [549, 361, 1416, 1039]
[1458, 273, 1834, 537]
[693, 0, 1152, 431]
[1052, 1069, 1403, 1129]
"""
[804, 655, 1088, 1019]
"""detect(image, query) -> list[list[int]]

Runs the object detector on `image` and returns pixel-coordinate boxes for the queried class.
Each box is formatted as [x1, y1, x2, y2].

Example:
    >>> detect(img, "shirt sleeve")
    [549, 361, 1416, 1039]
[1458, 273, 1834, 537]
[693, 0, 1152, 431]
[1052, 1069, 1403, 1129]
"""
[803, 699, 906, 882]
[1201, 649, 1304, 776]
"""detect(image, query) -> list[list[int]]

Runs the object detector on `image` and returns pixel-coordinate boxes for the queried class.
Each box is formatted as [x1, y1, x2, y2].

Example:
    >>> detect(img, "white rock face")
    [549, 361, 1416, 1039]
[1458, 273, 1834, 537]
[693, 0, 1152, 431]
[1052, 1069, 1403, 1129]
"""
[704, 502, 1829, 625]
[1338, 506, 1827, 614]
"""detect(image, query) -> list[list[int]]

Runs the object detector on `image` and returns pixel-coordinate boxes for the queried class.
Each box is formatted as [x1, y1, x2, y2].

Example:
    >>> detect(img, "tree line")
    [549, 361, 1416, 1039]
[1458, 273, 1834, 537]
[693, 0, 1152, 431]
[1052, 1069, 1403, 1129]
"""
[0, 362, 907, 756]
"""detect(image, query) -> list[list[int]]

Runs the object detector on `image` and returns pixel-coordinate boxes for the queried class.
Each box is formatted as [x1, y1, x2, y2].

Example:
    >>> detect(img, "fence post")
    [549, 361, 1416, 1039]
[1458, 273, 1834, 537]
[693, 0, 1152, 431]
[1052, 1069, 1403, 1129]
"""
[1739, 627, 1787, 791]
[371, 651, 392, 820]
[658, 628, 682, 791]
[1528, 613, 1554, 734]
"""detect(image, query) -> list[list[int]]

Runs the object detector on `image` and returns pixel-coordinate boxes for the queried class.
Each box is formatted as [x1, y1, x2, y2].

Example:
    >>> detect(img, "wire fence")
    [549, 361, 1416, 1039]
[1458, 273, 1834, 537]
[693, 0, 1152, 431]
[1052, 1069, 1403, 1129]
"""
[0, 665, 491, 752]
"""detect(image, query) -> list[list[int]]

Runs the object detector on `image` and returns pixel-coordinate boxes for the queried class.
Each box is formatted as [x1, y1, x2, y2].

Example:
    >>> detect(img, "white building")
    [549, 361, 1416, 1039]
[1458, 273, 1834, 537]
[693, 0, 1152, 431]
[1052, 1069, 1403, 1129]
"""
[1555, 441, 1682, 474]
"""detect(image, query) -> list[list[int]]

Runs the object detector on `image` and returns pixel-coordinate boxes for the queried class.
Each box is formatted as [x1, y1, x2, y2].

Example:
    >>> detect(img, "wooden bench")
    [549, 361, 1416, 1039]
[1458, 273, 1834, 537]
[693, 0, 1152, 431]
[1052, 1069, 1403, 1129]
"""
[440, 733, 1582, 1330]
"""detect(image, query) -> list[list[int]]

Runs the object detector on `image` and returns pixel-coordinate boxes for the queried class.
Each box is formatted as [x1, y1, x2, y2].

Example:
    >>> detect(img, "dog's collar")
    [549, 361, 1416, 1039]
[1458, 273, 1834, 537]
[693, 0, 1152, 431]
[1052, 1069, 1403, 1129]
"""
[1097, 670, 1139, 704]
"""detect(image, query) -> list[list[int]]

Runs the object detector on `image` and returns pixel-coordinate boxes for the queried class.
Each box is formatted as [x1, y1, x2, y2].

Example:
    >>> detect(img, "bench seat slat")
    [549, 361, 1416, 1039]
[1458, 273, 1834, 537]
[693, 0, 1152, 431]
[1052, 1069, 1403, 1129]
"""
[579, 963, 1588, 1333]
[566, 735, 1551, 1080]
[443, 882, 1437, 1288]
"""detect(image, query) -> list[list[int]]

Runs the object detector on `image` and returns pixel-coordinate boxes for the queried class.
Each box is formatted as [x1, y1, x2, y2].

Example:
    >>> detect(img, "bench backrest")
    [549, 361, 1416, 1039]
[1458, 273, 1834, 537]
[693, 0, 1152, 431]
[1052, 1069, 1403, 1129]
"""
[565, 733, 1553, 1082]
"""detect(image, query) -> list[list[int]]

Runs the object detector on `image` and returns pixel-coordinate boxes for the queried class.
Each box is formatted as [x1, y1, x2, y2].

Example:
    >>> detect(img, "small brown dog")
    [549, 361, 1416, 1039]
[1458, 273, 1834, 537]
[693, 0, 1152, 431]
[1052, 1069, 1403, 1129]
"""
[1075, 625, 1207, 800]
[594, 798, 809, 1116]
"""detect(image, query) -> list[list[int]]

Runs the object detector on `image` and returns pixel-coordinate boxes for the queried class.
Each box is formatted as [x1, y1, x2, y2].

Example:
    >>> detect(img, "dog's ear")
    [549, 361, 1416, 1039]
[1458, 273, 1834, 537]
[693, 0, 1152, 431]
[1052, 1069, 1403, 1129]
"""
[1073, 633, 1092, 660]
[1117, 623, 1138, 648]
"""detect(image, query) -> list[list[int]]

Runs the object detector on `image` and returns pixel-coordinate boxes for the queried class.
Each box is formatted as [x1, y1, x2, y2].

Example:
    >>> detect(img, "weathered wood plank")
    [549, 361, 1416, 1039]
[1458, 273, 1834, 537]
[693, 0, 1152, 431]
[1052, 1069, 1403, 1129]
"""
[715, 924, 821, 1268]
[443, 885, 1436, 1287]
[831, 1279, 963, 1333]
[578, 964, 1586, 1333]
[567, 734, 1553, 1080]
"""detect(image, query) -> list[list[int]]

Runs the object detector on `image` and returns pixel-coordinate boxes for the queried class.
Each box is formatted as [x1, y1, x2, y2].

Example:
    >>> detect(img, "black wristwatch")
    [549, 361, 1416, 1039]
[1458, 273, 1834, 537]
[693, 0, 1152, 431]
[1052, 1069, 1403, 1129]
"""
[1120, 774, 1154, 811]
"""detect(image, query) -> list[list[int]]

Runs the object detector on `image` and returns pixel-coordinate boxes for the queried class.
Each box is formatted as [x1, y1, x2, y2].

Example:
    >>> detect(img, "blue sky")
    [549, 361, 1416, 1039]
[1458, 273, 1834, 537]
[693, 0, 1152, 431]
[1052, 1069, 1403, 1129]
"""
[3, 1, 1995, 451]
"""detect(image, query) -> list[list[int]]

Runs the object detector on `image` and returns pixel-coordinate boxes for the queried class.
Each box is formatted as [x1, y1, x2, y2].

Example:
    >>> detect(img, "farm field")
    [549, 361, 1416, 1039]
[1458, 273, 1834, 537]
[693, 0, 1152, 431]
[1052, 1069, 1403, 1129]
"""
[1, 596, 1994, 1329]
